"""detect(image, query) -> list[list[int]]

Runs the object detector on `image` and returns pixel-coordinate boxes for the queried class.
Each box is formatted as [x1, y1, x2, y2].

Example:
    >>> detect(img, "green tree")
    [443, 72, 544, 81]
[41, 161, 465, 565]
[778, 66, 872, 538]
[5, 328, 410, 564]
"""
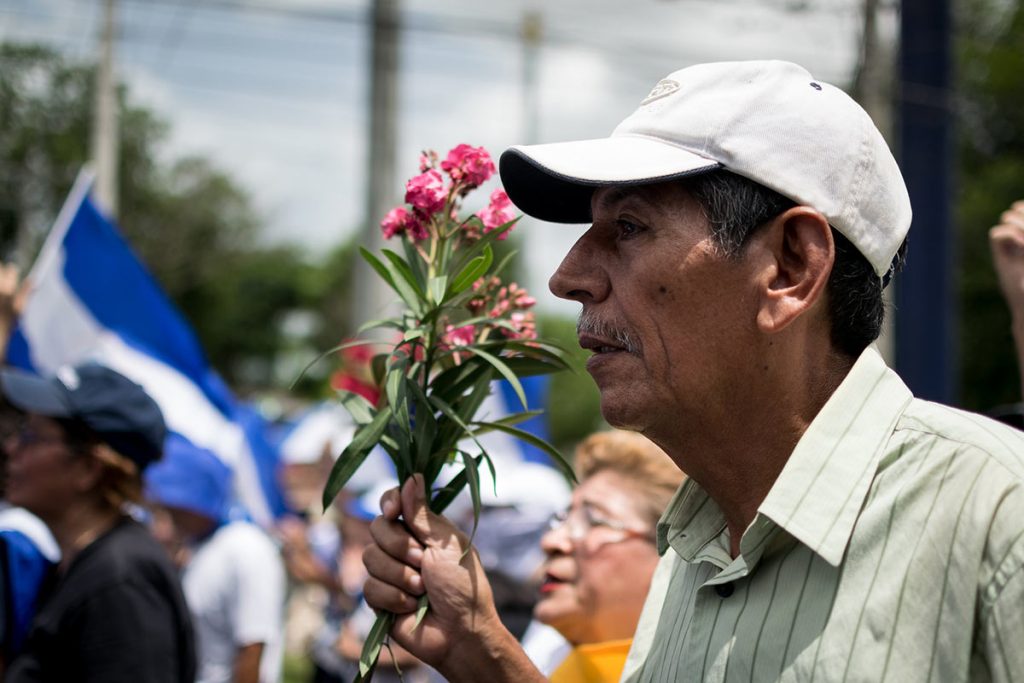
[0, 42, 318, 393]
[956, 0, 1024, 410]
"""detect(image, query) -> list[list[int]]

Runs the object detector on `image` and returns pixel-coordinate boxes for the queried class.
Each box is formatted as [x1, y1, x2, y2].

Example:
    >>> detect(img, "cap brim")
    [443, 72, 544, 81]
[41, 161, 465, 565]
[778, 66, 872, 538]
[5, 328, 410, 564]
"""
[498, 136, 721, 223]
[0, 367, 73, 417]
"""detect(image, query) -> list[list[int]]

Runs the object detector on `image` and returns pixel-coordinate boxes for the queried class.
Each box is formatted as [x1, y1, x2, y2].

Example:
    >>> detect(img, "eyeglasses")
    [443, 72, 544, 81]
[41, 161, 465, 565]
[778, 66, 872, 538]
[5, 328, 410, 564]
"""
[3, 422, 67, 449]
[547, 504, 653, 546]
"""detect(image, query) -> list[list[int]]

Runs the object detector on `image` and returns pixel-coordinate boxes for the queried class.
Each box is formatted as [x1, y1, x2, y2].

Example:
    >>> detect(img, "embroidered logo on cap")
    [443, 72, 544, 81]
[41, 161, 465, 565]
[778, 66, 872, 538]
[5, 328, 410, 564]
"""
[56, 365, 80, 391]
[641, 79, 680, 106]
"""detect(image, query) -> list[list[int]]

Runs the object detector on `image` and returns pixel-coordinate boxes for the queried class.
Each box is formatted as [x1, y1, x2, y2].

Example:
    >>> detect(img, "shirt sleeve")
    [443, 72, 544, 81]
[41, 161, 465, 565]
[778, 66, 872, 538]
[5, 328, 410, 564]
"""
[230, 531, 285, 647]
[979, 560, 1024, 683]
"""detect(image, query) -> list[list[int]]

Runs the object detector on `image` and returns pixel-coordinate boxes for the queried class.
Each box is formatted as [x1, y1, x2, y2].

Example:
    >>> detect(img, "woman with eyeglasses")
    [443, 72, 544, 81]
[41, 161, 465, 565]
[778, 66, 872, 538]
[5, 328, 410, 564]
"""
[530, 430, 684, 682]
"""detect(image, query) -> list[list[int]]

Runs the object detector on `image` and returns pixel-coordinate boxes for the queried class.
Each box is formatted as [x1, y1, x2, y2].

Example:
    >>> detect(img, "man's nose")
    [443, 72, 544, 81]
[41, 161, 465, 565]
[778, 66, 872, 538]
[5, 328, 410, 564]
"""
[548, 229, 609, 303]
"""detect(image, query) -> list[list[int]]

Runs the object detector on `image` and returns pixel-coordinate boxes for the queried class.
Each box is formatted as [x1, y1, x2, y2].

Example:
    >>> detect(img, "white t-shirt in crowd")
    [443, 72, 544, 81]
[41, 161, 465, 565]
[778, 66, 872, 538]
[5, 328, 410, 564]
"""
[183, 520, 286, 683]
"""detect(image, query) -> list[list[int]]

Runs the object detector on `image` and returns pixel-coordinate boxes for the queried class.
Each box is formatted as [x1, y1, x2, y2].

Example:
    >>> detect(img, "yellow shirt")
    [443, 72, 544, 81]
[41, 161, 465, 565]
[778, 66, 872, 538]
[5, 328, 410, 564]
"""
[550, 639, 632, 683]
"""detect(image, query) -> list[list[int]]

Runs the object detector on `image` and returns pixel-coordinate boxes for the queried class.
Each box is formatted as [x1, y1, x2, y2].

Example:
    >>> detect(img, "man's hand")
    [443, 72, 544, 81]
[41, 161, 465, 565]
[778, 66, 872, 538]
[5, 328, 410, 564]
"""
[362, 475, 544, 683]
[991, 201, 1024, 319]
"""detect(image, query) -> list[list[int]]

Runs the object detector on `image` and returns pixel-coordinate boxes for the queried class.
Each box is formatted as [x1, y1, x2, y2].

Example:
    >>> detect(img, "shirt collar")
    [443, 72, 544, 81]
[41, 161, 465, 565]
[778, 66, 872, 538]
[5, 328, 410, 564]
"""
[658, 346, 913, 567]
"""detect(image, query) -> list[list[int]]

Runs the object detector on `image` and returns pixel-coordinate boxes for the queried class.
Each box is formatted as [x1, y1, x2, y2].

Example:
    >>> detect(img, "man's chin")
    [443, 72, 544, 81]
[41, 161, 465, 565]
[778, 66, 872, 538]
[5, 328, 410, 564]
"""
[598, 395, 650, 432]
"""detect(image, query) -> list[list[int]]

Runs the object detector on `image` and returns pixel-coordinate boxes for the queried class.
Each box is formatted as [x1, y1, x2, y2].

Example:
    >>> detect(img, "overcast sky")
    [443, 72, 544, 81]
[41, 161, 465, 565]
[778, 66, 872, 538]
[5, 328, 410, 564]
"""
[1, 0, 891, 312]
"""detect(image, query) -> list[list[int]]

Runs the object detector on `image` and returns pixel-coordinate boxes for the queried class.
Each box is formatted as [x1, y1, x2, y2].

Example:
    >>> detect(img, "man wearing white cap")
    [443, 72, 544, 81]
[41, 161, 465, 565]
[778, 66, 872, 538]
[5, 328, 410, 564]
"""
[361, 60, 1024, 682]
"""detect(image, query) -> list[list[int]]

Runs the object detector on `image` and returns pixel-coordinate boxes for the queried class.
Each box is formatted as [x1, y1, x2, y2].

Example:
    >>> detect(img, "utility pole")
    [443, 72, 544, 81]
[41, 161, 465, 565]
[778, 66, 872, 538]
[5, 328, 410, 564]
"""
[91, 0, 119, 218]
[519, 11, 544, 312]
[352, 0, 401, 333]
[896, 0, 956, 403]
[851, 0, 896, 363]
[521, 11, 542, 145]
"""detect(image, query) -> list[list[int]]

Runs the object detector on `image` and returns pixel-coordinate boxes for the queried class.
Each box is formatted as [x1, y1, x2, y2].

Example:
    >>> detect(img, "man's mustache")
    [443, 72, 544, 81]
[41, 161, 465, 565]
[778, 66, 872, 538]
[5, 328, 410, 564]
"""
[577, 309, 642, 355]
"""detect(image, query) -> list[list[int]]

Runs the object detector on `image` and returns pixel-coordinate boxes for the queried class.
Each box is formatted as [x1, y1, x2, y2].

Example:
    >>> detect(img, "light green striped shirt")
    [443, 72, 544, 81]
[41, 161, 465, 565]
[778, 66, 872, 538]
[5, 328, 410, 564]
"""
[622, 346, 1024, 682]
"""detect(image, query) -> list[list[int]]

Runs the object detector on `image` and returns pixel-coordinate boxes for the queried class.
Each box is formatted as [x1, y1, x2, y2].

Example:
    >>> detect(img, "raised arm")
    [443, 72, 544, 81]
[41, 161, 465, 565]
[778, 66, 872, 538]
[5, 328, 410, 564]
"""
[990, 200, 1024, 399]
[0, 263, 27, 362]
[362, 475, 546, 683]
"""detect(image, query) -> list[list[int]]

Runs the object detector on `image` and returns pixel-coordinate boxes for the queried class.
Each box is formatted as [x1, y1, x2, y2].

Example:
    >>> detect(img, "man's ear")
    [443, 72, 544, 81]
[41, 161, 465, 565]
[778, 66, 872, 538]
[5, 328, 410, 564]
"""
[749, 207, 834, 334]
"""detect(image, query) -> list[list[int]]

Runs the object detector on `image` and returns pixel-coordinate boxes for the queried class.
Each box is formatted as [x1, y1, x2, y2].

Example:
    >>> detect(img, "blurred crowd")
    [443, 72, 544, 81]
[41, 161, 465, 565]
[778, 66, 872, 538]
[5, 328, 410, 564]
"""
[0, 192, 1022, 683]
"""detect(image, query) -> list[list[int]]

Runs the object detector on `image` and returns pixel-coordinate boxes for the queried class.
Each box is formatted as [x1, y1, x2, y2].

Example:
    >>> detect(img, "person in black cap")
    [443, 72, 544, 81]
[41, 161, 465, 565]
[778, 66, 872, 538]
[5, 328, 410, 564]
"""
[1, 362, 196, 683]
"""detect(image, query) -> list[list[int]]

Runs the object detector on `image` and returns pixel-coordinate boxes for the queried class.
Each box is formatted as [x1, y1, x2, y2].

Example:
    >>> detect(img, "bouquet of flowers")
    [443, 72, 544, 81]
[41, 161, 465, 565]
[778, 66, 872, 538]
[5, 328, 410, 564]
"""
[322, 144, 574, 681]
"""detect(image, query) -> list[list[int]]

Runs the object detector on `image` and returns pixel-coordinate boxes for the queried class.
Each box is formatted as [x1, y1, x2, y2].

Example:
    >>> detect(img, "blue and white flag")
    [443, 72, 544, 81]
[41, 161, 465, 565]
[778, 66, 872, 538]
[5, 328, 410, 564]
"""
[6, 172, 287, 525]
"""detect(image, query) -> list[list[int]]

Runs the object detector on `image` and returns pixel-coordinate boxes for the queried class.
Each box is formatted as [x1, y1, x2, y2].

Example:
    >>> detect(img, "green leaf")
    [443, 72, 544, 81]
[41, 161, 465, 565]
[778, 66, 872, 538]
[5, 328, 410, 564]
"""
[385, 359, 411, 437]
[428, 275, 448, 305]
[466, 346, 527, 409]
[402, 328, 424, 342]
[451, 217, 519, 274]
[412, 594, 430, 631]
[356, 318, 403, 335]
[370, 353, 388, 388]
[460, 449, 482, 547]
[498, 356, 570, 377]
[469, 410, 542, 435]
[337, 390, 376, 426]
[425, 372, 494, 488]
[355, 611, 394, 681]
[405, 379, 439, 472]
[378, 251, 425, 316]
[382, 249, 426, 300]
[429, 466, 471, 513]
[487, 248, 517, 281]
[322, 407, 392, 509]
[402, 238, 428, 284]
[470, 420, 577, 486]
[479, 447, 498, 497]
[428, 395, 489, 464]
[289, 338, 378, 389]
[429, 358, 493, 405]
[360, 247, 397, 290]
[448, 245, 493, 297]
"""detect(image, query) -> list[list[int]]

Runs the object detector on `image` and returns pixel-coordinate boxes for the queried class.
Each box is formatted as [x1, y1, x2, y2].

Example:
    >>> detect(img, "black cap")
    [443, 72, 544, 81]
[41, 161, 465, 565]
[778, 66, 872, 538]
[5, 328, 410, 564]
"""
[0, 363, 167, 470]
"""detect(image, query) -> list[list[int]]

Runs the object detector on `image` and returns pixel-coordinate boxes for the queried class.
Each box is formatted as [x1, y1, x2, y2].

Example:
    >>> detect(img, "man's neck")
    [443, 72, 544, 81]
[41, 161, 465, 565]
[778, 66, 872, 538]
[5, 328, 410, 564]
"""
[649, 346, 854, 558]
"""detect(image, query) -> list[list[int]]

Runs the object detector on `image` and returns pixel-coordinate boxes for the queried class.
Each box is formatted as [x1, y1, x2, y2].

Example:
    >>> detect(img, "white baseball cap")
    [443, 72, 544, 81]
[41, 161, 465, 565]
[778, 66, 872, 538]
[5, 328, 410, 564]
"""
[499, 60, 912, 278]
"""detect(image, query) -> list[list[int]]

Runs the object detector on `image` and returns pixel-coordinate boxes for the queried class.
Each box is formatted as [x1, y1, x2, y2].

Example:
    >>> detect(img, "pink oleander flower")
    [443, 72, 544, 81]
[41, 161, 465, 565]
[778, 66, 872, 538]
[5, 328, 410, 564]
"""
[441, 144, 496, 189]
[381, 206, 430, 242]
[442, 324, 476, 348]
[419, 149, 439, 172]
[405, 170, 447, 216]
[477, 189, 515, 238]
[505, 282, 536, 309]
[408, 218, 430, 242]
[505, 311, 537, 340]
[381, 207, 412, 240]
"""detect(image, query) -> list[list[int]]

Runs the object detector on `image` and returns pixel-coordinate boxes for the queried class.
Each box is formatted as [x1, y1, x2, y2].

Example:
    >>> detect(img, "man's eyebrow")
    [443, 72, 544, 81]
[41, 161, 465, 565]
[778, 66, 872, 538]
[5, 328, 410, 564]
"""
[593, 186, 639, 213]
[593, 185, 662, 214]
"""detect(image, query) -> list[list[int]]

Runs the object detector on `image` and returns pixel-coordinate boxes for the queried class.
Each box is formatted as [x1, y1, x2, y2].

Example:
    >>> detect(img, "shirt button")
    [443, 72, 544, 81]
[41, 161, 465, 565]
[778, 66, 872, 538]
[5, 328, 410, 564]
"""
[714, 583, 734, 598]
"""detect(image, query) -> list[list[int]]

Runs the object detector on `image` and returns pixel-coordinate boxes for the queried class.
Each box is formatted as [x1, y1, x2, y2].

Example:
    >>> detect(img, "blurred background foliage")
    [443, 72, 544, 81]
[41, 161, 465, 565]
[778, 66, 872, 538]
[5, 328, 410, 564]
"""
[3, 0, 1024, 451]
[956, 0, 1024, 411]
[0, 41, 605, 452]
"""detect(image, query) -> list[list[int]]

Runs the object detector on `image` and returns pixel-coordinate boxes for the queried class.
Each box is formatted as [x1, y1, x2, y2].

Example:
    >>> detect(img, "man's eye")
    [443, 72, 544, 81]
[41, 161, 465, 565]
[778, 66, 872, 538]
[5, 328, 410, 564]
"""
[616, 219, 644, 239]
